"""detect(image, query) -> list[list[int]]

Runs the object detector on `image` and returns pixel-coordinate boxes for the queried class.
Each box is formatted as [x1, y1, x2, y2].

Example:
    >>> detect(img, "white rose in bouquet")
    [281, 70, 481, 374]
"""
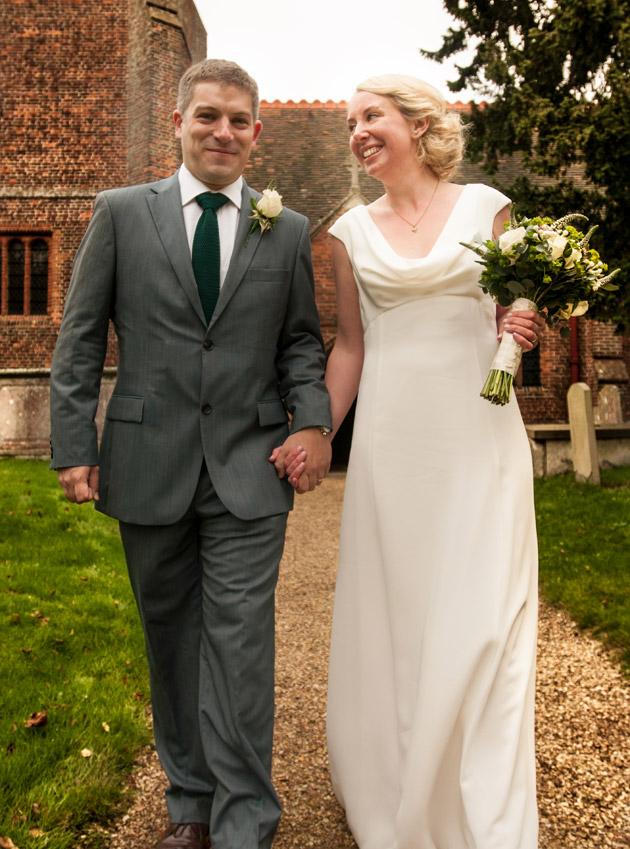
[498, 226, 527, 255]
[541, 230, 568, 260]
[564, 247, 582, 269]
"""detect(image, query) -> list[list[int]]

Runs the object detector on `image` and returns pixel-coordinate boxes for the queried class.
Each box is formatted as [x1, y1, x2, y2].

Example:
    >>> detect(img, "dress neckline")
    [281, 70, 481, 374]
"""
[361, 184, 469, 261]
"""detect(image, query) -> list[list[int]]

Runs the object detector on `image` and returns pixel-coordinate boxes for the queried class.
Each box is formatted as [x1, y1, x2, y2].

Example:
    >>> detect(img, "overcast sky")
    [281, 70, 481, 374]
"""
[194, 0, 478, 105]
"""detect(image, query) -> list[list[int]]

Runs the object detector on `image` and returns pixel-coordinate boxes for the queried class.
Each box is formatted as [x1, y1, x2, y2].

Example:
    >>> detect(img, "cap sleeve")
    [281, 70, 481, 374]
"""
[474, 184, 511, 217]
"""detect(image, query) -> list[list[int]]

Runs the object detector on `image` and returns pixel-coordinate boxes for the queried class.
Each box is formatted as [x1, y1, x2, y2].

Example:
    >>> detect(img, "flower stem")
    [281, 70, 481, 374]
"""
[480, 369, 514, 406]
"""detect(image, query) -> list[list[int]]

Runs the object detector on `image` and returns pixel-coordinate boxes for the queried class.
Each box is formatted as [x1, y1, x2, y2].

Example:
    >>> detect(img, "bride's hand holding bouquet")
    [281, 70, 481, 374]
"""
[463, 210, 620, 405]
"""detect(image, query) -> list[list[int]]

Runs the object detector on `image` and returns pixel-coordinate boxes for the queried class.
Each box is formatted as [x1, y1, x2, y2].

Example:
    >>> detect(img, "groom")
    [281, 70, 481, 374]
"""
[50, 59, 332, 849]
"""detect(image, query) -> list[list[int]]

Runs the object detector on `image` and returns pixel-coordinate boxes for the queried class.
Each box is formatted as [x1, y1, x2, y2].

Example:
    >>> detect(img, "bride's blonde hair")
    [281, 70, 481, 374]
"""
[355, 74, 466, 181]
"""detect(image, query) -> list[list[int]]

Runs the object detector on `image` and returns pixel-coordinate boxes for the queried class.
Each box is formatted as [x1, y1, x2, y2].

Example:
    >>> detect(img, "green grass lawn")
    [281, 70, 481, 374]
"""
[0, 458, 629, 848]
[0, 459, 151, 849]
[535, 464, 630, 672]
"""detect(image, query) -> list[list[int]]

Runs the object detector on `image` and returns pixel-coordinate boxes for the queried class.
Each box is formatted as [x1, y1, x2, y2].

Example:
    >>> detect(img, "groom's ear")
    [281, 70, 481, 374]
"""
[252, 120, 263, 144]
[173, 109, 183, 139]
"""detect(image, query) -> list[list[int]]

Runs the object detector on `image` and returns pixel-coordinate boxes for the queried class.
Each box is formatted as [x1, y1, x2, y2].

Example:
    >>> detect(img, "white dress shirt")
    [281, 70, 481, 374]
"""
[178, 164, 243, 287]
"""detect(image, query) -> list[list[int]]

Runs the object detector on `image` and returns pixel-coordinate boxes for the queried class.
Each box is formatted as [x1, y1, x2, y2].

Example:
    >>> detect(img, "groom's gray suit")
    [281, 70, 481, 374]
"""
[51, 175, 328, 522]
[50, 171, 331, 846]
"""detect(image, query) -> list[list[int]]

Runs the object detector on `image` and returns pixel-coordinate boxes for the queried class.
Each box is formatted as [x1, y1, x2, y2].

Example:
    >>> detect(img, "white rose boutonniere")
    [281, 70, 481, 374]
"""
[248, 180, 283, 241]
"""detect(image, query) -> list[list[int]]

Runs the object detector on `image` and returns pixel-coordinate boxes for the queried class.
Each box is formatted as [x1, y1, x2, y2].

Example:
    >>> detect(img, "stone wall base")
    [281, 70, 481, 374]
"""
[0, 372, 115, 459]
[3, 376, 630, 478]
[526, 424, 630, 478]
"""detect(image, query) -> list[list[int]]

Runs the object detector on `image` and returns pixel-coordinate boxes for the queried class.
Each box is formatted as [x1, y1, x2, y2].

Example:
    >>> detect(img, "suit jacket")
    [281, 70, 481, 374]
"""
[50, 173, 331, 524]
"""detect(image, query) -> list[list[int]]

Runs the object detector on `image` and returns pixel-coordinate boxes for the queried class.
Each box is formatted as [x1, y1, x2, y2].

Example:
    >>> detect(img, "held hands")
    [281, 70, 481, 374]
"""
[57, 465, 100, 503]
[499, 309, 545, 351]
[269, 428, 331, 494]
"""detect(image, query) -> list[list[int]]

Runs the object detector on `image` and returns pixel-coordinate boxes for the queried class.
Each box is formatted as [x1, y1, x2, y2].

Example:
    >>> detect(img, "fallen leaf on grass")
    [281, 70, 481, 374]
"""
[80, 748, 92, 758]
[102, 722, 110, 733]
[24, 711, 47, 729]
[30, 611, 49, 626]
[28, 828, 44, 838]
[0, 836, 18, 848]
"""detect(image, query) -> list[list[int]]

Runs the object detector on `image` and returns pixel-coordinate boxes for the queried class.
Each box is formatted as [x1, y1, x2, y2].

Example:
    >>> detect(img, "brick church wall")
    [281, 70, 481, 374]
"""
[0, 0, 205, 453]
[1, 16, 627, 453]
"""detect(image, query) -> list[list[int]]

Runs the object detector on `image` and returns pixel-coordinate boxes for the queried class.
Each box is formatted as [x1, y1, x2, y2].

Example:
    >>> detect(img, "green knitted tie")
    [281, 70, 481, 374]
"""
[192, 192, 230, 323]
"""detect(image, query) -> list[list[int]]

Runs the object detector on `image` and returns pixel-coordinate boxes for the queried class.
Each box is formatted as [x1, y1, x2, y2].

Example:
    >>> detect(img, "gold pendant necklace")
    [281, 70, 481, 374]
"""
[387, 179, 439, 232]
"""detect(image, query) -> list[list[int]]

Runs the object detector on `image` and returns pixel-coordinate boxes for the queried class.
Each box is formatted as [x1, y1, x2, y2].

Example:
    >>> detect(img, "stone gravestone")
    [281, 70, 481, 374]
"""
[593, 384, 623, 425]
[567, 383, 600, 485]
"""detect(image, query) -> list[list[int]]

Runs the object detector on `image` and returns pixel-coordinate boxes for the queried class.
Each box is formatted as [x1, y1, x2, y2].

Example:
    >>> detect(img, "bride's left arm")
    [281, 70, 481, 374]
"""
[492, 205, 545, 351]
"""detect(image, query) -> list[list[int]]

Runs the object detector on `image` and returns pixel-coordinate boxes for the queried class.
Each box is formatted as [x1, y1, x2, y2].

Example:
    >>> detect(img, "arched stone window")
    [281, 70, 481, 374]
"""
[30, 239, 49, 315]
[1, 234, 51, 316]
[8, 239, 25, 314]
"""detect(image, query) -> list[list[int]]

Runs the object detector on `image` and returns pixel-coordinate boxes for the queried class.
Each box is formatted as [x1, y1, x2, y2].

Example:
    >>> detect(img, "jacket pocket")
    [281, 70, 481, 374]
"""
[106, 394, 144, 423]
[257, 399, 288, 427]
[248, 268, 290, 283]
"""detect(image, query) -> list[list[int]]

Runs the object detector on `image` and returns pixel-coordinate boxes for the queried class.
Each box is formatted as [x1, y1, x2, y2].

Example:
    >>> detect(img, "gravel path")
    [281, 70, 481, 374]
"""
[108, 475, 630, 849]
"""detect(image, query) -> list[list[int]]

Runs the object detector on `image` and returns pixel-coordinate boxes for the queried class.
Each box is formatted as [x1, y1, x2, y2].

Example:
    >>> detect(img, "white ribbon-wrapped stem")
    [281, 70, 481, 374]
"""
[492, 297, 538, 377]
[481, 297, 538, 405]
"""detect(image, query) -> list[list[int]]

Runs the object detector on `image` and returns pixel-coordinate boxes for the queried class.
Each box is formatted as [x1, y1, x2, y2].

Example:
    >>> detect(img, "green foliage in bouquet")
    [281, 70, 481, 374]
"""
[463, 209, 620, 325]
[461, 209, 620, 405]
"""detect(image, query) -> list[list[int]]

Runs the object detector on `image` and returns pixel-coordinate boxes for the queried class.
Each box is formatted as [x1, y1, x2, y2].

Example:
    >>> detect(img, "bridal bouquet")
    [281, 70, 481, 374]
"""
[462, 209, 620, 405]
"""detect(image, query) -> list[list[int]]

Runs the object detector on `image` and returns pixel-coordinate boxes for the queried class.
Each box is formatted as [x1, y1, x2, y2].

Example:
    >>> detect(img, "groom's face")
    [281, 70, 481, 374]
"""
[174, 81, 263, 190]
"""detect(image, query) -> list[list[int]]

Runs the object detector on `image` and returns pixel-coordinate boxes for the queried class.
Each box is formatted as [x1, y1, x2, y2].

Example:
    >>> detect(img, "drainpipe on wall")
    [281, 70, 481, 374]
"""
[570, 316, 580, 383]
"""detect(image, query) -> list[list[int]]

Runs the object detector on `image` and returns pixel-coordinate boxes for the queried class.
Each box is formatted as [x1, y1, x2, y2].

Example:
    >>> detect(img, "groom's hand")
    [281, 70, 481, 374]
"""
[270, 429, 331, 494]
[57, 465, 100, 503]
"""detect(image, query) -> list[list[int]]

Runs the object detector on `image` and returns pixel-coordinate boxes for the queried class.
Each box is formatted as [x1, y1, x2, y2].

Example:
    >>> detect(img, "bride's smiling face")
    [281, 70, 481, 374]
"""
[347, 91, 423, 180]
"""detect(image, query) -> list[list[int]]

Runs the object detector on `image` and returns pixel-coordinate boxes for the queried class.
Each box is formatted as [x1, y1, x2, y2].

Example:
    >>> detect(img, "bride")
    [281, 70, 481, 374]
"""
[279, 74, 543, 849]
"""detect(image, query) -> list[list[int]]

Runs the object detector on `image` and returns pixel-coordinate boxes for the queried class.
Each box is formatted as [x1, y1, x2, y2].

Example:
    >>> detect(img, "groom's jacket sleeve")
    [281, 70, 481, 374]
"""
[274, 216, 331, 434]
[49, 193, 115, 469]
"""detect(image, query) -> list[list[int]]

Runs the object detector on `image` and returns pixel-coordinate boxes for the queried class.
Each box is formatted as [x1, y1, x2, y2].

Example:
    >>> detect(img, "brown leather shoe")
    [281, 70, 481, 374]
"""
[155, 822, 209, 849]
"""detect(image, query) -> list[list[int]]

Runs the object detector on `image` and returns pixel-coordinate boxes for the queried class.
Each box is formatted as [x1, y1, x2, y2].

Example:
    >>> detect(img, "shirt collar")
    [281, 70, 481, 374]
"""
[178, 164, 243, 211]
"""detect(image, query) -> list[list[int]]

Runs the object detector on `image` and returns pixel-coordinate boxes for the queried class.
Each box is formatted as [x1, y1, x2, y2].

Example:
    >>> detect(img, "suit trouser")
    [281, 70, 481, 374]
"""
[119, 463, 288, 849]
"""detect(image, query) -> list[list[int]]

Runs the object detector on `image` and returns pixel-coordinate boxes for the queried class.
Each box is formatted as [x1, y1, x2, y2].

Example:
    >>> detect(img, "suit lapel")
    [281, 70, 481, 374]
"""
[209, 181, 262, 328]
[146, 173, 207, 327]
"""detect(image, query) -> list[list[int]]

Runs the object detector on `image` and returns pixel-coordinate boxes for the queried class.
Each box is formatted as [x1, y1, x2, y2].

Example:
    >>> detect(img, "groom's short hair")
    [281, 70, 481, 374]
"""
[177, 59, 260, 120]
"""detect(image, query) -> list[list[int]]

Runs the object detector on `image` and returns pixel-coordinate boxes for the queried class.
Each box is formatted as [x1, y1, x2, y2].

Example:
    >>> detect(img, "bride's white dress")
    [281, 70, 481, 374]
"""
[327, 184, 538, 849]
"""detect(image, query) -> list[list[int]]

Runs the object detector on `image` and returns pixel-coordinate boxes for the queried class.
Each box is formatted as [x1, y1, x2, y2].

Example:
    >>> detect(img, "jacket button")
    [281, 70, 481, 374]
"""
[201, 404, 212, 415]
[203, 340, 213, 350]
